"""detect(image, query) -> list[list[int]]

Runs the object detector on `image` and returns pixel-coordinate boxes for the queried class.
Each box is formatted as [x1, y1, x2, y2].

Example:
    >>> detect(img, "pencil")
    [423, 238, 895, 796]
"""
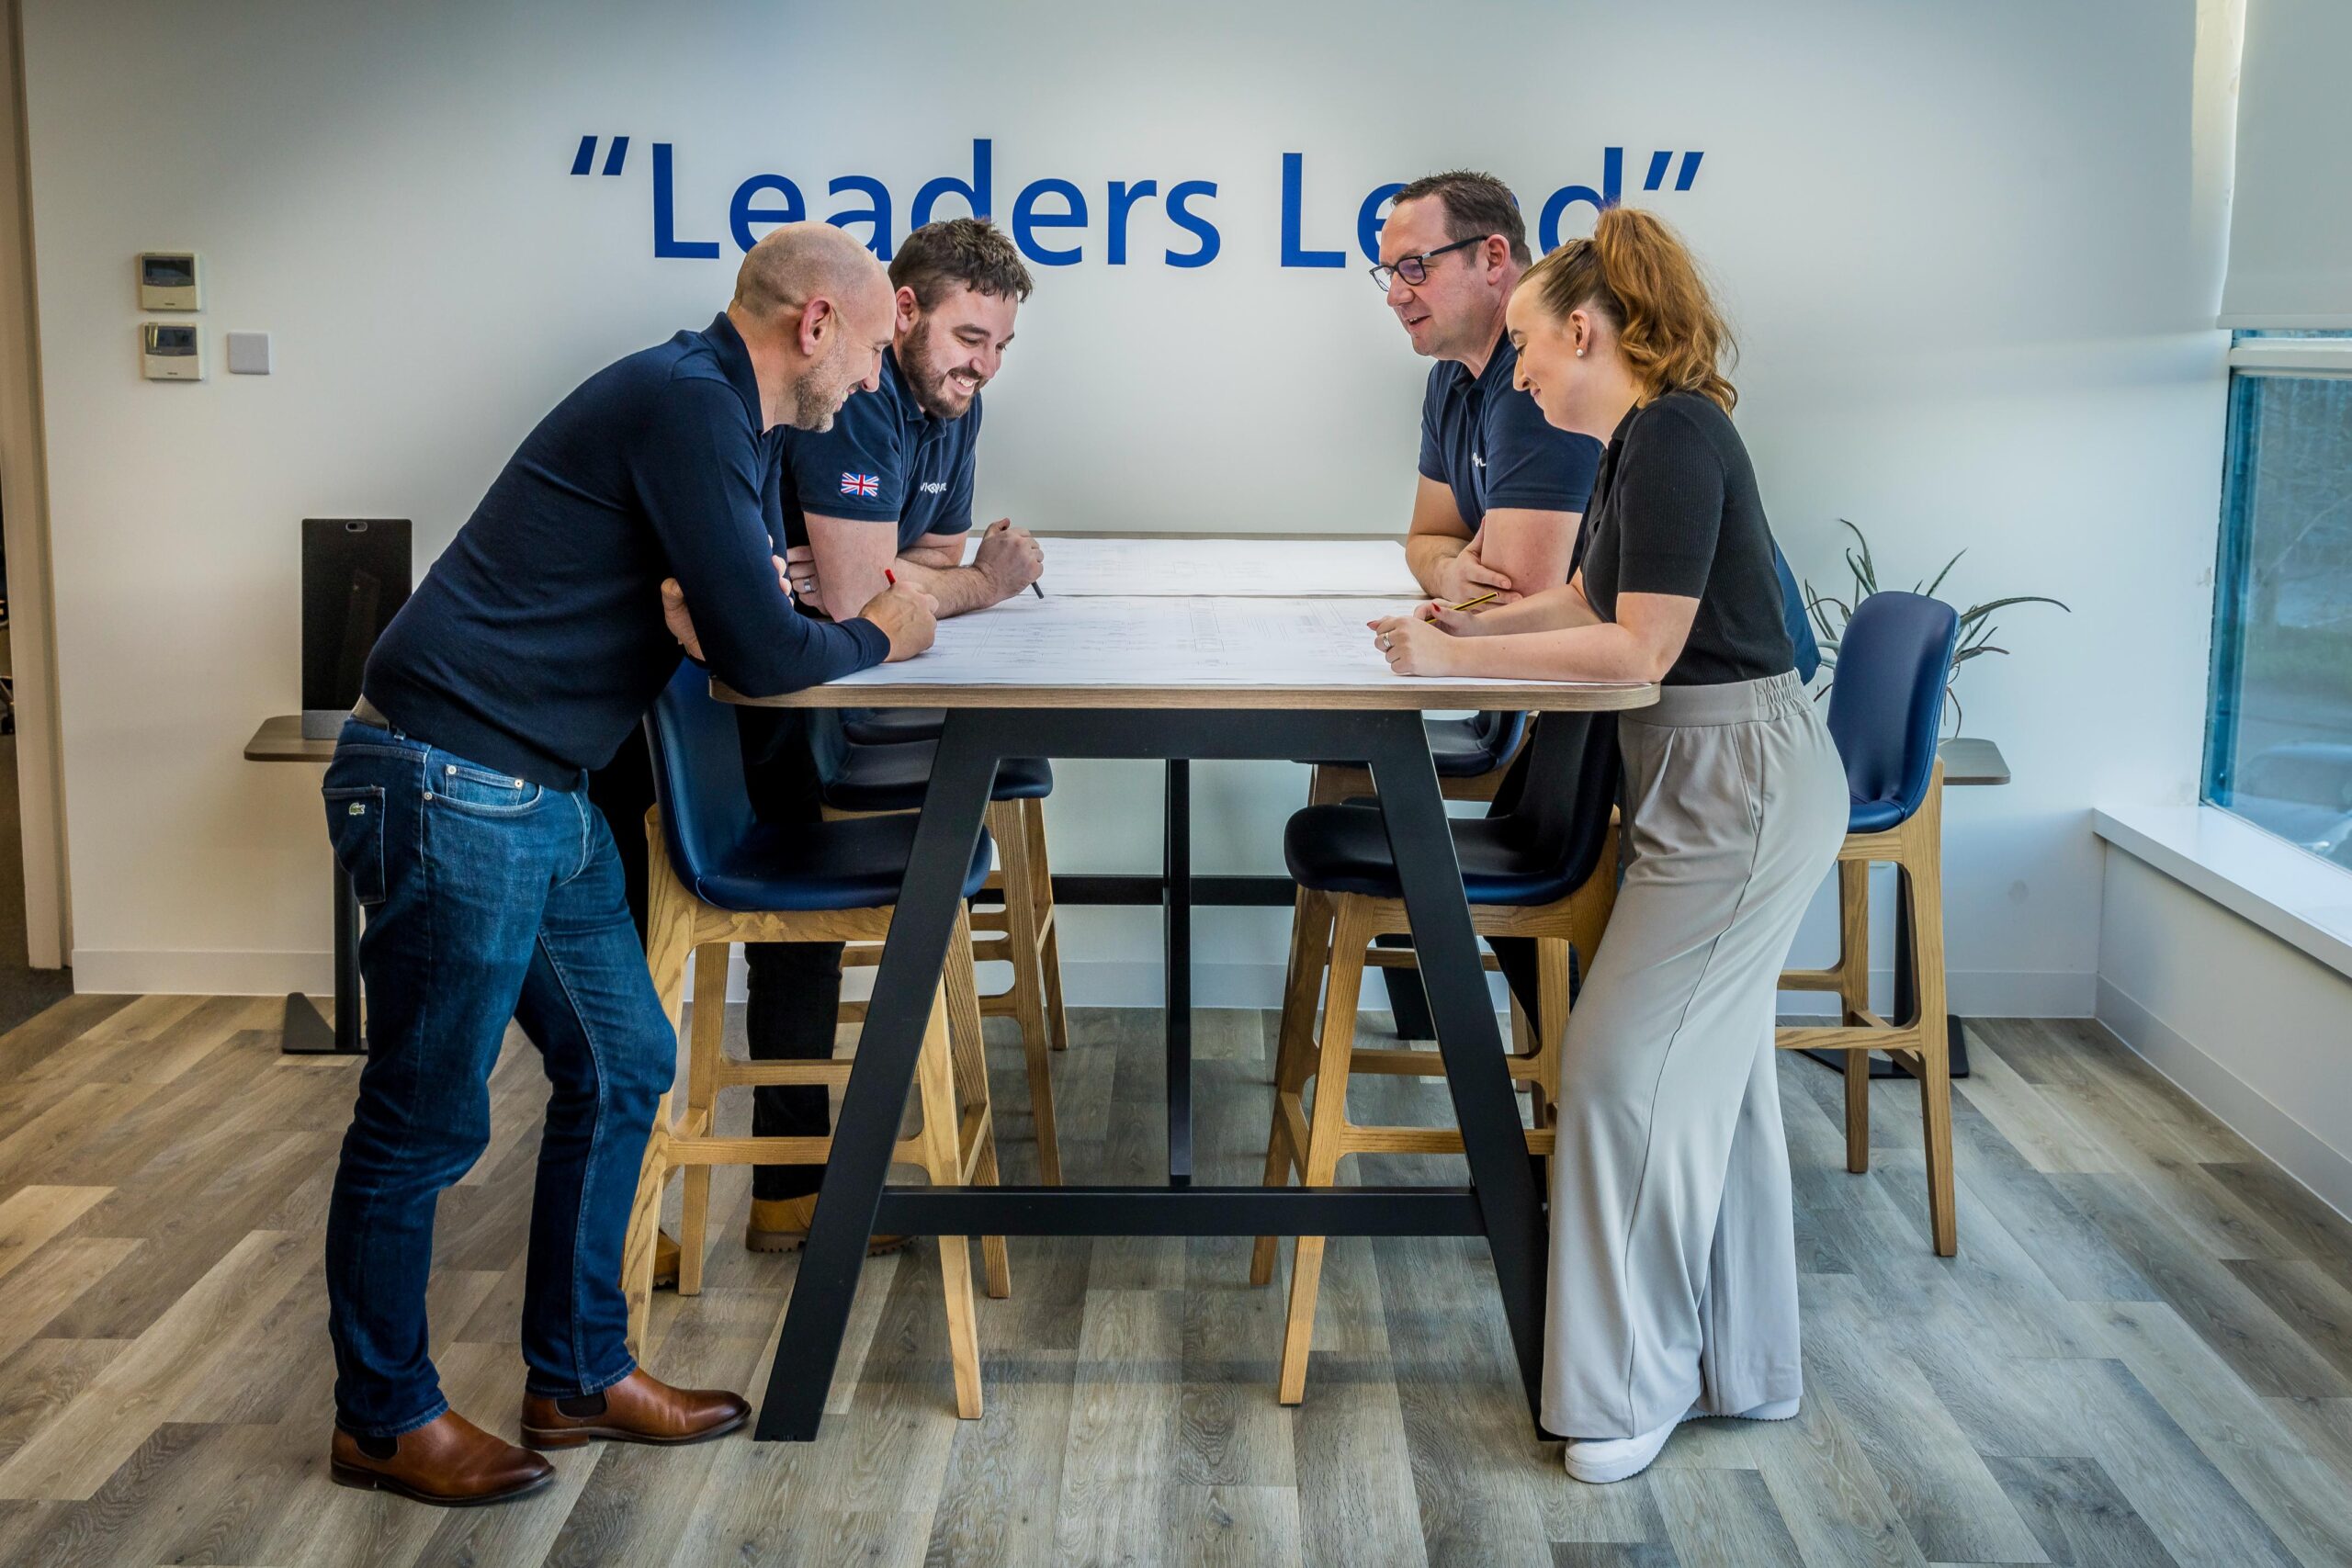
[1447, 591, 1498, 611]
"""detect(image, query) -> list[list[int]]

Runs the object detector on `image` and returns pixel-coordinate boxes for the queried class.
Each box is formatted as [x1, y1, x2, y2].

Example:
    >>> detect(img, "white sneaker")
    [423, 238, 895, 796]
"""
[1683, 1396, 1801, 1424]
[1563, 1416, 1679, 1484]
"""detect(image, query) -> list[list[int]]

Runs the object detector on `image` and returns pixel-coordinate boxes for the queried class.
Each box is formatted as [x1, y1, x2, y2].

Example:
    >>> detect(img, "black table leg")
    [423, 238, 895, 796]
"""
[1363, 713, 1549, 1427]
[757, 711, 1000, 1442]
[283, 863, 365, 1055]
[1164, 760, 1193, 1187]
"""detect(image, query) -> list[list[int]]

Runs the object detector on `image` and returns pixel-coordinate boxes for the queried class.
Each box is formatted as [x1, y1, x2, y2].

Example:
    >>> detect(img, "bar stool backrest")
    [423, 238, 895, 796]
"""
[1498, 710, 1623, 893]
[642, 660, 757, 886]
[1825, 591, 1962, 829]
[1773, 541, 1822, 683]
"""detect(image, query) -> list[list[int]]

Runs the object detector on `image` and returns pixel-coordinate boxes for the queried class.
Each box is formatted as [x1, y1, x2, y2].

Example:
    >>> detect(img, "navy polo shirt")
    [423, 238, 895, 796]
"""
[780, 346, 978, 553]
[1418, 332, 1602, 561]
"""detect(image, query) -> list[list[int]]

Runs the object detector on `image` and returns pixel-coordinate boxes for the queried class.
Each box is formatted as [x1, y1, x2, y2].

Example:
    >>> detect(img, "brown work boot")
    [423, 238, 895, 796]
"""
[744, 1194, 910, 1257]
[519, 1368, 750, 1450]
[329, 1410, 554, 1507]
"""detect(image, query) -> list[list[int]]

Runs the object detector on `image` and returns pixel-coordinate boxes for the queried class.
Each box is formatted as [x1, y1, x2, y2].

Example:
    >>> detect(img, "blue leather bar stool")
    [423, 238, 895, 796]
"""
[620, 663, 1009, 1419]
[1253, 709, 1623, 1404]
[842, 706, 947, 745]
[812, 714, 1068, 1185]
[1776, 590, 1962, 1257]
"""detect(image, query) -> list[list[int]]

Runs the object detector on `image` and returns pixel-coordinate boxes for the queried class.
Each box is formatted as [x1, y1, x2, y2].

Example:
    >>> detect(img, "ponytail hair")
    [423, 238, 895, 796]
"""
[1518, 207, 1737, 412]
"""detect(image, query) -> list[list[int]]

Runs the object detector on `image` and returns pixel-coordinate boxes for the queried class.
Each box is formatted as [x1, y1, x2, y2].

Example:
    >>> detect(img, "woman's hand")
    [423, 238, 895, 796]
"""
[1416, 599, 1496, 636]
[1369, 612, 1460, 677]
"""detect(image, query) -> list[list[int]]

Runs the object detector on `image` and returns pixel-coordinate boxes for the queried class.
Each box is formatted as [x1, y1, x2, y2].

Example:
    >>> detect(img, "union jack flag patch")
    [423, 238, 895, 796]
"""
[841, 472, 881, 499]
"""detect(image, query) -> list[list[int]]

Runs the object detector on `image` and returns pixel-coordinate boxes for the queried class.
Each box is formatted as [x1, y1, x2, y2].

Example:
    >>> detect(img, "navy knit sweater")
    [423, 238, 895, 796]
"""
[364, 312, 886, 786]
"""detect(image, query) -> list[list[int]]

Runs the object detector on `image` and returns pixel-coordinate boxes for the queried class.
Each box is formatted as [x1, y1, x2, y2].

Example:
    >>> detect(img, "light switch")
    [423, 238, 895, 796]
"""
[225, 331, 272, 375]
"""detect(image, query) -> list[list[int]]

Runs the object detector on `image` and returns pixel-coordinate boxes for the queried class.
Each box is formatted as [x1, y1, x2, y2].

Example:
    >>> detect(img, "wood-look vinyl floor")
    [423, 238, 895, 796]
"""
[0, 994, 2347, 1566]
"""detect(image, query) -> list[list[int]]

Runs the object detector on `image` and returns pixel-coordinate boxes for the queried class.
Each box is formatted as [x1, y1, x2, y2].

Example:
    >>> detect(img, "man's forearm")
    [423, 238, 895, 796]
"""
[1406, 534, 1466, 596]
[888, 557, 1003, 617]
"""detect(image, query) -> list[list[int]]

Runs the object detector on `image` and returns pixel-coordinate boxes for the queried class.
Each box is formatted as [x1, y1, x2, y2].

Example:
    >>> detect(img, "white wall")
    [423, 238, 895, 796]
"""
[2098, 850, 2352, 1217]
[19, 0, 2228, 1005]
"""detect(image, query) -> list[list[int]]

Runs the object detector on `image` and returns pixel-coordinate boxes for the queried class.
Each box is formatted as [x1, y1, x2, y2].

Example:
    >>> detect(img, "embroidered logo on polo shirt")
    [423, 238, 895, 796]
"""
[1472, 453, 1486, 468]
[919, 481, 947, 494]
[841, 473, 880, 498]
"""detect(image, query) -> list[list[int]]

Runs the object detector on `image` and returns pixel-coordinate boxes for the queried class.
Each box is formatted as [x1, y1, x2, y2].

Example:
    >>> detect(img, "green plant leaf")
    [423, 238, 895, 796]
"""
[1924, 549, 1964, 599]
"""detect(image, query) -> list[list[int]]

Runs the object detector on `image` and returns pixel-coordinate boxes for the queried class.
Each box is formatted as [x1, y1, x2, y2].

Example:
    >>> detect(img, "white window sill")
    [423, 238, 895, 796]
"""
[2095, 804, 2352, 982]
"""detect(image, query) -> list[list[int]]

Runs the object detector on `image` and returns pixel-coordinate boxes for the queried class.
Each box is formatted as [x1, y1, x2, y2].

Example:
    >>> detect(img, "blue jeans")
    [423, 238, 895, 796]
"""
[321, 716, 673, 1437]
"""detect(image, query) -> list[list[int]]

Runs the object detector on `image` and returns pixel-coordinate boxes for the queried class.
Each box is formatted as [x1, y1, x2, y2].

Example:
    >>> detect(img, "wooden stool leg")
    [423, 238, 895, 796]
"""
[1532, 935, 1572, 1166]
[990, 800, 1062, 1184]
[1253, 887, 1331, 1286]
[622, 1095, 669, 1359]
[676, 942, 729, 1296]
[1837, 857, 1871, 1174]
[1278, 898, 1369, 1405]
[627, 809, 695, 1350]
[943, 907, 1012, 1299]
[1906, 794, 1957, 1256]
[1023, 798, 1071, 1055]
[914, 977, 984, 1419]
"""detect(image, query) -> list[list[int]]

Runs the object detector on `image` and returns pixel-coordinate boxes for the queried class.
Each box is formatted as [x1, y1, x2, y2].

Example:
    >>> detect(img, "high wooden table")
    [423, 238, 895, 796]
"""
[244, 716, 365, 1055]
[715, 590, 1655, 1441]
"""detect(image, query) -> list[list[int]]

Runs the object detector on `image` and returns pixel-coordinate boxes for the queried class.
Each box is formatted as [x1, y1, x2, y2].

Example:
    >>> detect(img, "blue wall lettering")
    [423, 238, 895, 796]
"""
[1538, 148, 1624, 253]
[912, 139, 993, 228]
[1164, 180, 1220, 267]
[652, 142, 720, 259]
[1280, 152, 1345, 268]
[1012, 177, 1088, 265]
[729, 174, 805, 252]
[828, 175, 894, 258]
[1106, 180, 1158, 265]
[600, 139, 1696, 268]
[1356, 182, 1405, 265]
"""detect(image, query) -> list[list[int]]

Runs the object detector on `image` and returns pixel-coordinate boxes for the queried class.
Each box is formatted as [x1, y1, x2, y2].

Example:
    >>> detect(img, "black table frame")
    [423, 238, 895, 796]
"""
[755, 704, 1552, 1442]
[280, 866, 368, 1055]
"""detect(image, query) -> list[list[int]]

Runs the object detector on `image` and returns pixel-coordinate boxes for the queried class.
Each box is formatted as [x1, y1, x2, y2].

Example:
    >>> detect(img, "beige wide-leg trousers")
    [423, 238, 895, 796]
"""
[1541, 671, 1849, 1440]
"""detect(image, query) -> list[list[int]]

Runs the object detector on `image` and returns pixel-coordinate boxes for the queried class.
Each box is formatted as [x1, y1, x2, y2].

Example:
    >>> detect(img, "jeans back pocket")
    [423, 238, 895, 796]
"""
[323, 784, 389, 905]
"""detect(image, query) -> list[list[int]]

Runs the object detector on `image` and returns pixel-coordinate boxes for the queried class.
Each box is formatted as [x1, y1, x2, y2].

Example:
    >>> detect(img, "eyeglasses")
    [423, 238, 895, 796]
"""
[1369, 236, 1483, 291]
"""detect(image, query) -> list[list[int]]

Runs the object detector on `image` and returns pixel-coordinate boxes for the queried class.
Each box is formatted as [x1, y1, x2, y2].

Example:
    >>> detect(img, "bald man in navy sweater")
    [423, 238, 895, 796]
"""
[318, 224, 935, 1508]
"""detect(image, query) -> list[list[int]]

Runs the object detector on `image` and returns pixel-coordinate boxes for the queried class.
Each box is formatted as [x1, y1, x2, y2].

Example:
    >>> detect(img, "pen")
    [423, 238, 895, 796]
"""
[1031, 581, 1045, 599]
[885, 569, 896, 586]
[1447, 591, 1498, 611]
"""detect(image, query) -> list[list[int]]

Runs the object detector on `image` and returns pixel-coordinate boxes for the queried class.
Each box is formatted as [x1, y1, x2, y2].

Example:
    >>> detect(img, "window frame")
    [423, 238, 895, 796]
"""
[2201, 332, 2352, 863]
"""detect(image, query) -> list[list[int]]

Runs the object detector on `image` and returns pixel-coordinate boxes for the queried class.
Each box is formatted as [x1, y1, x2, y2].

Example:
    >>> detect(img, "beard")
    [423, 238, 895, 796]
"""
[899, 320, 980, 420]
[788, 348, 859, 432]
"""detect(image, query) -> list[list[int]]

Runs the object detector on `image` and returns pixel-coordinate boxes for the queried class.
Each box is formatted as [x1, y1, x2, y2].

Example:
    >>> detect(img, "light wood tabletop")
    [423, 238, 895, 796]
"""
[718, 587, 1658, 712]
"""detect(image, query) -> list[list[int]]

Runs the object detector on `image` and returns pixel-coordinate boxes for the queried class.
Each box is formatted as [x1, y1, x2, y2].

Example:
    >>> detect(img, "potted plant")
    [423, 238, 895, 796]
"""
[1803, 520, 2069, 737]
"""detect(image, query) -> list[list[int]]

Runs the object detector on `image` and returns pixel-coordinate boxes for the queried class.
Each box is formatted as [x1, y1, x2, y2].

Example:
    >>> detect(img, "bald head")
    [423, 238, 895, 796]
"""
[726, 222, 895, 433]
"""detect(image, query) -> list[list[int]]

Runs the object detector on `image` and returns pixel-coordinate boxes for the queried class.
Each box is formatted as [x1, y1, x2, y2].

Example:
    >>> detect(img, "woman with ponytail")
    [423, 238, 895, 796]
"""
[1370, 208, 1847, 1483]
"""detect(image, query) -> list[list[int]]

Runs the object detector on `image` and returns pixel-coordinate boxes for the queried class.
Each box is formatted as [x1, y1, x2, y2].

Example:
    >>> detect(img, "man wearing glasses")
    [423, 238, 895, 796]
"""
[1376, 171, 1601, 604]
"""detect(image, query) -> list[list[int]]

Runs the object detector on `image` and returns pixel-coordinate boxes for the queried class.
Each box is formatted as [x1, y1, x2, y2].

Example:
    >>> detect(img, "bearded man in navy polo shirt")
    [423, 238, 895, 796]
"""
[1379, 171, 1601, 600]
[777, 217, 1043, 617]
[742, 218, 1040, 1252]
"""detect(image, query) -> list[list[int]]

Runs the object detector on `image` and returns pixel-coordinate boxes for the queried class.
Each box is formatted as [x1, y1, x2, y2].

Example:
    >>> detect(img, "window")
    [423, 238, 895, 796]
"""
[2204, 333, 2352, 871]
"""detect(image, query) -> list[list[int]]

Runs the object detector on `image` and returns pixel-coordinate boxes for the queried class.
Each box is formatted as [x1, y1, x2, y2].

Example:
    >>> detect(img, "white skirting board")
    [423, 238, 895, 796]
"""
[2097, 975, 2352, 1223]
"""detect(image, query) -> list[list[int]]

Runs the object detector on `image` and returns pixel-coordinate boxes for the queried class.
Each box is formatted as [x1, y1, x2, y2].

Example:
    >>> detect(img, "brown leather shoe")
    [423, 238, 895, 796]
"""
[519, 1369, 750, 1450]
[329, 1410, 554, 1508]
[744, 1194, 910, 1257]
